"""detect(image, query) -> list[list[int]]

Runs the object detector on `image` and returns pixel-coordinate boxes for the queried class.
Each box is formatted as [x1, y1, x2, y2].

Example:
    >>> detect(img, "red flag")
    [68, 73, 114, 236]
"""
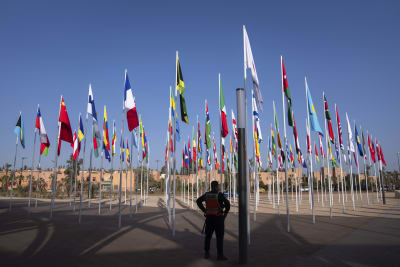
[379, 143, 387, 166]
[57, 97, 73, 155]
[368, 134, 376, 163]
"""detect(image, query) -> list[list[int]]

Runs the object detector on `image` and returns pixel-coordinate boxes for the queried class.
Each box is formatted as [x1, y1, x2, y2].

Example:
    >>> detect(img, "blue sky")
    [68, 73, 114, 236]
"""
[1, 0, 399, 172]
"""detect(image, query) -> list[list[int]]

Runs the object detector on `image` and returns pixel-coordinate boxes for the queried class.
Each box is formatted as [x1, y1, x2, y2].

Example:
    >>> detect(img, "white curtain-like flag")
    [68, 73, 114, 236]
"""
[243, 25, 263, 111]
[346, 112, 355, 152]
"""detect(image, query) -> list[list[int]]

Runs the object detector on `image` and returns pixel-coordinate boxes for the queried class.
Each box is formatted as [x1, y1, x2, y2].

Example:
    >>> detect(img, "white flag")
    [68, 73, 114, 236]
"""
[252, 90, 263, 142]
[346, 112, 355, 152]
[243, 25, 263, 111]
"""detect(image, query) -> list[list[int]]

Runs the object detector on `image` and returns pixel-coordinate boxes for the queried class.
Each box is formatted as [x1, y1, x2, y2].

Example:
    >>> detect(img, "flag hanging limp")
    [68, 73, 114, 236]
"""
[305, 78, 323, 135]
[58, 96, 73, 155]
[124, 70, 139, 131]
[14, 113, 25, 149]
[219, 76, 228, 138]
[176, 54, 189, 124]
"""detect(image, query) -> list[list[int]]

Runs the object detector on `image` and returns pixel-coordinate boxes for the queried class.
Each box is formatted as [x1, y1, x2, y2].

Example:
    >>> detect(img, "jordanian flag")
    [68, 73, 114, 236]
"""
[281, 57, 293, 127]
[176, 54, 188, 124]
[219, 75, 228, 138]
[323, 93, 335, 144]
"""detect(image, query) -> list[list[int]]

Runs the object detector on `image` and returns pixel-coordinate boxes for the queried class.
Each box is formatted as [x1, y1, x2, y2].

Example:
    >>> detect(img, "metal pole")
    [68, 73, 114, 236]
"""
[305, 81, 315, 223]
[172, 51, 178, 236]
[136, 129, 140, 213]
[237, 87, 248, 264]
[218, 73, 224, 193]
[109, 120, 115, 211]
[35, 155, 42, 208]
[118, 95, 125, 228]
[78, 111, 89, 224]
[334, 104, 345, 213]
[73, 159, 78, 212]
[88, 148, 93, 208]
[28, 109, 38, 212]
[9, 135, 19, 212]
[130, 135, 133, 215]
[323, 93, 333, 218]
[50, 115, 61, 219]
[99, 135, 104, 215]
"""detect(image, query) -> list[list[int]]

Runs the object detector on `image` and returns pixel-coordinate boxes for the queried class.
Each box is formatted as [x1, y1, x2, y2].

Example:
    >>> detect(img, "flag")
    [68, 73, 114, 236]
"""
[292, 112, 300, 154]
[72, 130, 80, 160]
[197, 118, 202, 154]
[170, 86, 176, 118]
[212, 135, 218, 168]
[87, 84, 101, 139]
[231, 110, 238, 145]
[254, 125, 260, 164]
[192, 127, 197, 163]
[377, 141, 387, 166]
[362, 130, 367, 161]
[124, 70, 139, 131]
[271, 125, 276, 158]
[353, 152, 358, 168]
[252, 89, 263, 142]
[78, 114, 85, 142]
[306, 78, 323, 135]
[219, 76, 228, 137]
[281, 57, 293, 126]
[318, 133, 325, 160]
[368, 133, 376, 163]
[184, 144, 190, 167]
[335, 105, 344, 151]
[120, 138, 125, 162]
[289, 144, 295, 167]
[112, 121, 116, 157]
[323, 93, 335, 144]
[243, 25, 262, 111]
[354, 123, 364, 157]
[14, 114, 25, 149]
[345, 113, 355, 152]
[35, 108, 50, 156]
[315, 143, 320, 163]
[205, 100, 211, 149]
[93, 127, 99, 158]
[126, 139, 130, 166]
[102, 107, 111, 162]
[176, 54, 188, 124]
[273, 101, 282, 149]
[58, 97, 73, 155]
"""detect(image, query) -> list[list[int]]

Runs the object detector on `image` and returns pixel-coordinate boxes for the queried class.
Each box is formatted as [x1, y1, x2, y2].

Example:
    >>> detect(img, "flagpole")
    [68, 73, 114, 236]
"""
[305, 81, 315, 223]
[130, 133, 133, 215]
[196, 116, 199, 200]
[69, 150, 74, 207]
[172, 51, 178, 236]
[251, 90, 256, 221]
[376, 138, 385, 204]
[334, 104, 345, 213]
[79, 109, 89, 224]
[9, 125, 19, 212]
[166, 130, 171, 223]
[109, 120, 115, 211]
[368, 132, 379, 203]
[73, 157, 78, 211]
[29, 107, 39, 212]
[35, 154, 42, 208]
[323, 92, 334, 218]
[243, 26, 251, 244]
[280, 56, 290, 232]
[146, 142, 150, 206]
[88, 147, 93, 208]
[346, 113, 356, 211]
[360, 126, 369, 205]
[354, 121, 363, 207]
[118, 95, 126, 228]
[99, 127, 104, 215]
[314, 142, 319, 203]
[50, 97, 62, 219]
[136, 129, 140, 213]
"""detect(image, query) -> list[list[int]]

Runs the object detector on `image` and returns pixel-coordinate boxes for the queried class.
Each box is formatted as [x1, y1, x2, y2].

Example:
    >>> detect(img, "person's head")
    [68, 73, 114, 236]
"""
[211, 181, 219, 192]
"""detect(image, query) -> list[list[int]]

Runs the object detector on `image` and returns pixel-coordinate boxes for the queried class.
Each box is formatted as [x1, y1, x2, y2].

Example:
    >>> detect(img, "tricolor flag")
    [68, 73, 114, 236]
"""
[305, 78, 323, 135]
[323, 93, 335, 144]
[354, 123, 364, 157]
[78, 114, 85, 142]
[252, 90, 262, 142]
[281, 57, 293, 126]
[205, 100, 211, 149]
[231, 110, 238, 146]
[93, 127, 99, 158]
[271, 125, 276, 158]
[192, 126, 197, 163]
[243, 25, 262, 111]
[219, 75, 228, 138]
[268, 136, 273, 168]
[103, 106, 111, 162]
[120, 137, 125, 162]
[184, 145, 189, 167]
[176, 54, 189, 124]
[126, 139, 130, 166]
[58, 97, 73, 155]
[124, 70, 139, 131]
[14, 113, 25, 149]
[35, 107, 50, 156]
[292, 112, 300, 154]
[197, 117, 202, 155]
[72, 130, 80, 160]
[87, 84, 101, 139]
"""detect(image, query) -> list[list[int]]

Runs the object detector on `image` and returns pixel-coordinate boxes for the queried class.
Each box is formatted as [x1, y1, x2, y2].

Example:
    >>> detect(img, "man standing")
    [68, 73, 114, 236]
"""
[196, 180, 230, 260]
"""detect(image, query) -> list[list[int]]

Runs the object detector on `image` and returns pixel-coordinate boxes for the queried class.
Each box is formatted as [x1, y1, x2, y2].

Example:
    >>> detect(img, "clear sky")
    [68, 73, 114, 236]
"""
[1, 0, 399, 172]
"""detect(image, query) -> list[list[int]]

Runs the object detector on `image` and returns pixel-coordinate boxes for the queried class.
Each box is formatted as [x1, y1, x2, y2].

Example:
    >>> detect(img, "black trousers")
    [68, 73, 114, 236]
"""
[204, 215, 224, 255]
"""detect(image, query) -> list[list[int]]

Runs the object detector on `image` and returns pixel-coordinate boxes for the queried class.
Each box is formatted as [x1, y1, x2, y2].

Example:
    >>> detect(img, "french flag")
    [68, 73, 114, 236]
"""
[124, 69, 139, 131]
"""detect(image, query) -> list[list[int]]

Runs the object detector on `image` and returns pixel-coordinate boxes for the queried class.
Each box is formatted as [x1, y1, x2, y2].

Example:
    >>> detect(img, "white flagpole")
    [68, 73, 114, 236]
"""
[73, 155, 78, 212]
[305, 80, 315, 223]
[136, 128, 140, 213]
[130, 133, 133, 214]
[322, 92, 333, 218]
[334, 104, 345, 213]
[29, 106, 39, 212]
[79, 103, 90, 224]
[280, 56, 290, 232]
[346, 113, 356, 210]
[50, 97, 62, 219]
[9, 112, 20, 212]
[118, 95, 126, 228]
[172, 51, 178, 236]
[360, 126, 369, 205]
[251, 90, 257, 221]
[109, 120, 115, 211]
[35, 153, 42, 208]
[99, 128, 104, 215]
[315, 142, 319, 203]
[196, 116, 199, 200]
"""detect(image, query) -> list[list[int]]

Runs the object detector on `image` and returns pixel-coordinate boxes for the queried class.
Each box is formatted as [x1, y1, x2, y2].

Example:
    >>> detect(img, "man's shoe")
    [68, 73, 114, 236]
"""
[217, 255, 228, 261]
[204, 251, 210, 259]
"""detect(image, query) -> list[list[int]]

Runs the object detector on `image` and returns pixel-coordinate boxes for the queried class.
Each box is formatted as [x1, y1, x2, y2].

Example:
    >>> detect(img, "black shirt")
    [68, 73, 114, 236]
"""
[196, 191, 230, 215]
